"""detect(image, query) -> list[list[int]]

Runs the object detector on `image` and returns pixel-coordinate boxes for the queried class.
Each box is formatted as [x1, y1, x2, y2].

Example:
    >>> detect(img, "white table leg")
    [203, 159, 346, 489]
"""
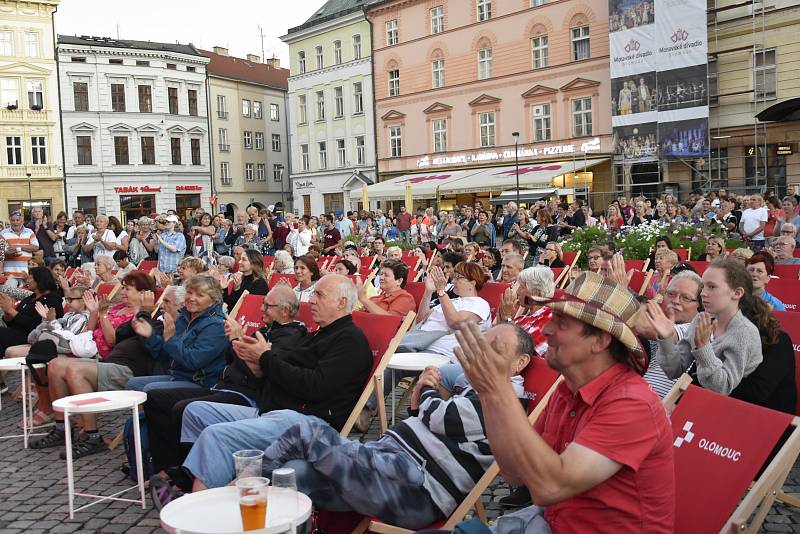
[132, 406, 146, 509]
[64, 410, 75, 519]
[391, 369, 396, 426]
[20, 367, 27, 448]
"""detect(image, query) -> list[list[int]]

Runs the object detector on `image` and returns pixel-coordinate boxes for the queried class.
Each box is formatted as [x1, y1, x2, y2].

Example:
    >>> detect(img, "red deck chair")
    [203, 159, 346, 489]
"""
[65, 267, 75, 279]
[150, 286, 166, 317]
[766, 278, 800, 312]
[232, 259, 239, 273]
[522, 356, 560, 415]
[665, 383, 800, 534]
[407, 269, 420, 282]
[627, 269, 653, 296]
[549, 267, 564, 286]
[774, 264, 800, 280]
[794, 249, 800, 258]
[358, 267, 376, 279]
[262, 256, 274, 269]
[404, 281, 426, 309]
[297, 302, 319, 332]
[478, 282, 511, 319]
[674, 248, 690, 261]
[96, 282, 120, 301]
[270, 273, 297, 288]
[623, 259, 648, 272]
[685, 261, 709, 276]
[137, 260, 157, 273]
[228, 291, 266, 335]
[774, 310, 800, 414]
[562, 250, 578, 267]
[400, 256, 421, 271]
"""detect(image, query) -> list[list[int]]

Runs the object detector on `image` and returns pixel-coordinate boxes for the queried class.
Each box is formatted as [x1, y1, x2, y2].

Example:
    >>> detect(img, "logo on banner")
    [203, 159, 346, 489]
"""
[670, 29, 689, 43]
[674, 421, 695, 447]
[673, 420, 742, 462]
[624, 39, 641, 53]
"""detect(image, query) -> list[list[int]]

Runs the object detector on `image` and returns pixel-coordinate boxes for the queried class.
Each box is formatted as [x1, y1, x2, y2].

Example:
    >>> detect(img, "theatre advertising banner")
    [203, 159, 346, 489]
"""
[609, 0, 708, 163]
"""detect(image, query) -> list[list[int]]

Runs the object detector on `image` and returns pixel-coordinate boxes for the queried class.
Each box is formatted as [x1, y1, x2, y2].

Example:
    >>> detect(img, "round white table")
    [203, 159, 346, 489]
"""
[0, 357, 45, 448]
[387, 352, 451, 425]
[52, 390, 147, 519]
[160, 486, 313, 534]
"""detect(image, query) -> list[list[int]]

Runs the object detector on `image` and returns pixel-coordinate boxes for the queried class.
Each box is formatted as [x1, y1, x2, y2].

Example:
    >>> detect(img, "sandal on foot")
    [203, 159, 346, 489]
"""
[150, 474, 184, 511]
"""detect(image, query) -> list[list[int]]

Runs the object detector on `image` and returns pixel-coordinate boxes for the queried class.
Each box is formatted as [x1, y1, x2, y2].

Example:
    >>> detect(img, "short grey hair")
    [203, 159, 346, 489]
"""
[503, 253, 524, 268]
[274, 250, 293, 271]
[327, 274, 357, 313]
[668, 270, 703, 300]
[216, 256, 235, 271]
[782, 223, 797, 235]
[165, 284, 186, 306]
[269, 284, 299, 318]
[138, 216, 151, 225]
[517, 266, 555, 298]
[95, 255, 115, 269]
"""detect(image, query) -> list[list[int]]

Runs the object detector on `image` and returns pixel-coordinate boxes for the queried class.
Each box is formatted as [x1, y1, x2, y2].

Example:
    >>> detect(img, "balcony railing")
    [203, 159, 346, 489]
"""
[217, 111, 228, 119]
[218, 143, 230, 152]
[0, 165, 59, 178]
[0, 108, 50, 122]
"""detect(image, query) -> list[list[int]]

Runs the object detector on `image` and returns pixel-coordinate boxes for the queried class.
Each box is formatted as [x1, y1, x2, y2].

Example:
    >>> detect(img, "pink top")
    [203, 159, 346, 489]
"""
[94, 303, 135, 359]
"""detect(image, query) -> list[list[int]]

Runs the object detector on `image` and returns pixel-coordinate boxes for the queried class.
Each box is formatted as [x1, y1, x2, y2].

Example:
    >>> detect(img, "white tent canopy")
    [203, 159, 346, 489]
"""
[349, 168, 481, 200]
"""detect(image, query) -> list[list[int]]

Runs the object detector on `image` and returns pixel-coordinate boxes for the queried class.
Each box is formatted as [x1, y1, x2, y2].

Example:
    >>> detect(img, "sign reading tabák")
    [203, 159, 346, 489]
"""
[609, 0, 708, 164]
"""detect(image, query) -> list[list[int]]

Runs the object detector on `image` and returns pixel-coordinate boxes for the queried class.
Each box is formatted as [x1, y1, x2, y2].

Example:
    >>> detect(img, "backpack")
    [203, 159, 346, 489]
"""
[123, 412, 155, 483]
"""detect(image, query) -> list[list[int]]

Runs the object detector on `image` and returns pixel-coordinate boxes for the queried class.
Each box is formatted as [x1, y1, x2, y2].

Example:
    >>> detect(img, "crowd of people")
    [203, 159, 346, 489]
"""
[0, 183, 798, 533]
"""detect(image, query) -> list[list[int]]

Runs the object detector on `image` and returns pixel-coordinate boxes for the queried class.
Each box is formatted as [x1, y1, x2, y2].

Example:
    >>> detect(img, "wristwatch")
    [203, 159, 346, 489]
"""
[437, 289, 447, 298]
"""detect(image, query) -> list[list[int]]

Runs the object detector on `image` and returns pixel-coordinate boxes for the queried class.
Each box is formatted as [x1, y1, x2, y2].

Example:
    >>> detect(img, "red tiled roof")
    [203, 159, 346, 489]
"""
[200, 49, 288, 90]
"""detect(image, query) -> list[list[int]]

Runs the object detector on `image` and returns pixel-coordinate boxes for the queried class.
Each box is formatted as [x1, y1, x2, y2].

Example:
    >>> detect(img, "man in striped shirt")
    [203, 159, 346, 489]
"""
[1, 211, 39, 286]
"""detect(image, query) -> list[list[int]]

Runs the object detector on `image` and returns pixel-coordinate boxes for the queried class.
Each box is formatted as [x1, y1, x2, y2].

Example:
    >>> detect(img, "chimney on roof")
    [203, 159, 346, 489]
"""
[247, 53, 261, 63]
[213, 46, 228, 56]
[265, 56, 280, 69]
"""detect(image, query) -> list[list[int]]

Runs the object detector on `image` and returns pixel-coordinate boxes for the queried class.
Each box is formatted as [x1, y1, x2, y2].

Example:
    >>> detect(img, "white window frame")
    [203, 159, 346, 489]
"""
[257, 163, 266, 181]
[571, 26, 590, 61]
[0, 78, 18, 108]
[245, 162, 254, 181]
[216, 94, 227, 117]
[478, 48, 493, 80]
[479, 112, 495, 147]
[352, 35, 362, 60]
[431, 6, 444, 34]
[334, 86, 344, 118]
[298, 94, 307, 124]
[389, 126, 402, 157]
[388, 69, 400, 97]
[531, 0, 546, 5]
[336, 138, 346, 167]
[272, 134, 281, 152]
[432, 59, 445, 88]
[0, 31, 13, 56]
[315, 46, 324, 70]
[243, 131, 252, 149]
[318, 141, 327, 169]
[273, 164, 284, 182]
[533, 103, 551, 141]
[253, 100, 262, 119]
[333, 40, 342, 65]
[316, 91, 325, 121]
[6, 135, 22, 165]
[532, 35, 548, 69]
[477, 0, 492, 21]
[298, 51, 306, 74]
[433, 119, 447, 153]
[242, 98, 250, 117]
[386, 20, 398, 46]
[353, 82, 363, 114]
[708, 58, 719, 107]
[356, 136, 365, 165]
[24, 32, 38, 57]
[270, 103, 279, 121]
[220, 161, 230, 185]
[26, 79, 43, 109]
[255, 132, 264, 150]
[572, 97, 592, 137]
[300, 144, 309, 171]
[31, 135, 46, 164]
[753, 48, 777, 101]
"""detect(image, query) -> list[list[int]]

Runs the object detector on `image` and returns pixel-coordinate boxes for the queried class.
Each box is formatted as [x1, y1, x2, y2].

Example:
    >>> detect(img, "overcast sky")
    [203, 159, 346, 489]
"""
[55, 0, 326, 66]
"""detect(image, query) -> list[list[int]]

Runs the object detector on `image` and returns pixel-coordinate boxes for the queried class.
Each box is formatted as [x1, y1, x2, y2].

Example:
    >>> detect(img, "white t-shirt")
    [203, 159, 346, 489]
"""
[66, 223, 95, 241]
[740, 207, 768, 240]
[421, 296, 492, 358]
[85, 229, 118, 257]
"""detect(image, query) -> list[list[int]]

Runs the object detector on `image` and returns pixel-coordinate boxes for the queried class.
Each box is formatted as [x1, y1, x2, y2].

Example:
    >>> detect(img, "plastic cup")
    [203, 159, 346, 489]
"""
[237, 476, 269, 531]
[233, 449, 264, 479]
[270, 467, 299, 521]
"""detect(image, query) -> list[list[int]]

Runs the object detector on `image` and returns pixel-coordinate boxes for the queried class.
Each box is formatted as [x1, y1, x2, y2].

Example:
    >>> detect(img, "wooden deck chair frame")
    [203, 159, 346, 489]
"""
[352, 375, 564, 534]
[339, 311, 416, 437]
[426, 250, 439, 273]
[663, 374, 800, 533]
[150, 288, 167, 318]
[228, 289, 250, 319]
[553, 266, 569, 288]
[97, 281, 122, 301]
[567, 249, 581, 273]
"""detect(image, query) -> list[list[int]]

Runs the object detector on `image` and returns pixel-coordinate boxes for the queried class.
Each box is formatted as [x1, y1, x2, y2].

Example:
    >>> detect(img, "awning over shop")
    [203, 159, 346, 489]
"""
[489, 188, 575, 203]
[349, 168, 482, 200]
[755, 97, 800, 122]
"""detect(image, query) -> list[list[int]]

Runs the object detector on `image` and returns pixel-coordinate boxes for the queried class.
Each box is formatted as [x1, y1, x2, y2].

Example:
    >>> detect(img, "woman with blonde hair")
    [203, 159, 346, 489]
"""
[700, 236, 726, 262]
[386, 246, 403, 261]
[606, 204, 625, 231]
[730, 247, 754, 265]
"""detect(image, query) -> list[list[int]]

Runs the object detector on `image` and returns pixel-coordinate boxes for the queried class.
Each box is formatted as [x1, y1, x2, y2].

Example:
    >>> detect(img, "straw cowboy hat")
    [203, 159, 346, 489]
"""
[534, 271, 646, 372]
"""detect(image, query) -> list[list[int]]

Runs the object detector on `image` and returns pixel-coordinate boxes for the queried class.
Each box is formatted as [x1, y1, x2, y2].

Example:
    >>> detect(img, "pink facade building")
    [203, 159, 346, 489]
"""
[364, 0, 614, 209]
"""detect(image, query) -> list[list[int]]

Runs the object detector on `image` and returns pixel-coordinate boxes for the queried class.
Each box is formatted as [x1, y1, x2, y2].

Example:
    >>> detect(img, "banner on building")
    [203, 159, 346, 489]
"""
[609, 0, 708, 163]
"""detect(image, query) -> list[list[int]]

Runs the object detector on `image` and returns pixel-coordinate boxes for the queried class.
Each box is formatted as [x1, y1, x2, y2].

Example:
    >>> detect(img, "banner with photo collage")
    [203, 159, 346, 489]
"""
[609, 0, 709, 163]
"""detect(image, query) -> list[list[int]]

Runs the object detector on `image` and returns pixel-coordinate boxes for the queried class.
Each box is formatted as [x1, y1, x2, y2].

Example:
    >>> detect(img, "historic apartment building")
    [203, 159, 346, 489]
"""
[57, 36, 211, 222]
[281, 0, 378, 217]
[203, 47, 290, 217]
[0, 0, 63, 220]
[360, 0, 613, 211]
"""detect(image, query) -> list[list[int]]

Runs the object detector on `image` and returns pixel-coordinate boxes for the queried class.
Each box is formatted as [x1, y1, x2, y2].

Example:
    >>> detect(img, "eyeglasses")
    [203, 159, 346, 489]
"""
[588, 255, 602, 261]
[781, 230, 794, 235]
[452, 273, 466, 281]
[664, 290, 698, 304]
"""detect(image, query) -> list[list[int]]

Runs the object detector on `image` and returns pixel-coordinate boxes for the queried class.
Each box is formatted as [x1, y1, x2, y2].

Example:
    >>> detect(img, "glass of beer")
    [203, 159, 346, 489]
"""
[237, 476, 269, 531]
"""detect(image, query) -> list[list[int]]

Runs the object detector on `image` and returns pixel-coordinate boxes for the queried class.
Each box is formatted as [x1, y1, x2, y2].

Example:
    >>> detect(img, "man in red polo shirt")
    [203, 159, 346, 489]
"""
[453, 271, 674, 533]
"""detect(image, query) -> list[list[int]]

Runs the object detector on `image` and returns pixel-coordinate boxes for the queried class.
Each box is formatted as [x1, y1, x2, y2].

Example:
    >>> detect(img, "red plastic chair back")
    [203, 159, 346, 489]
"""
[297, 302, 319, 332]
[262, 256, 274, 269]
[562, 251, 578, 266]
[232, 293, 266, 335]
[137, 260, 157, 273]
[352, 311, 404, 378]
[401, 256, 420, 270]
[522, 357, 560, 415]
[407, 269, 419, 282]
[623, 259, 645, 272]
[478, 282, 511, 319]
[674, 248, 690, 261]
[766, 278, 800, 311]
[404, 281, 426, 309]
[774, 264, 800, 280]
[686, 261, 709, 275]
[671, 385, 793, 534]
[628, 270, 647, 294]
[774, 310, 800, 414]
[358, 267, 375, 279]
[96, 283, 117, 300]
[270, 273, 297, 288]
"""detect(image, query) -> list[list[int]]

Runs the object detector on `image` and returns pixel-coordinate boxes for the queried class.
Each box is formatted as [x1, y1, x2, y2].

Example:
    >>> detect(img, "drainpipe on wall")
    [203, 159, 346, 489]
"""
[282, 88, 291, 214]
[52, 4, 68, 214]
[203, 62, 216, 215]
[364, 7, 381, 209]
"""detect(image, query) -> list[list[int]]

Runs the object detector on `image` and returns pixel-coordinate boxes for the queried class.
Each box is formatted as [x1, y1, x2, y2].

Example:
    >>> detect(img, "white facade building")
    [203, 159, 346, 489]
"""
[57, 36, 212, 222]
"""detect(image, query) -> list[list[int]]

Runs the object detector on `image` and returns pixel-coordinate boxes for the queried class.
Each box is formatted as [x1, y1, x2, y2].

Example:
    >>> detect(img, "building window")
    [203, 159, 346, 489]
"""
[336, 138, 346, 167]
[166, 63, 177, 70]
[253, 101, 262, 119]
[74, 82, 89, 111]
[242, 98, 250, 117]
[168, 87, 179, 114]
[273, 164, 284, 182]
[353, 82, 363, 113]
[243, 131, 252, 149]
[257, 163, 266, 181]
[298, 94, 307, 124]
[5, 136, 21, 165]
[0, 31, 12, 56]
[77, 196, 97, 216]
[572, 97, 592, 136]
[137, 60, 150, 67]
[31, 136, 46, 164]
[388, 69, 400, 97]
[432, 59, 445, 88]
[477, 0, 492, 21]
[272, 134, 281, 151]
[431, 6, 444, 34]
[693, 148, 728, 190]
[708, 59, 718, 107]
[386, 20, 398, 46]
[754, 49, 777, 100]
[334, 86, 344, 118]
[109, 58, 123, 65]
[255, 132, 264, 150]
[433, 119, 447, 152]
[270, 103, 279, 121]
[216, 95, 227, 118]
[316, 91, 325, 121]
[531, 0, 546, 5]
[571, 26, 590, 61]
[187, 89, 198, 116]
[171, 137, 181, 165]
[353, 35, 362, 60]
[24, 32, 38, 57]
[356, 136, 365, 165]
[315, 46, 324, 70]
[333, 40, 342, 64]
[323, 193, 344, 213]
[532, 35, 548, 69]
[298, 51, 306, 73]
[533, 103, 551, 141]
[138, 85, 152, 113]
[478, 48, 493, 79]
[191, 138, 201, 165]
[245, 162, 254, 181]
[300, 144, 309, 171]
[0, 78, 18, 108]
[220, 161, 230, 185]
[26, 80, 43, 109]
[114, 136, 129, 165]
[479, 112, 495, 147]
[318, 141, 327, 169]
[141, 136, 156, 164]
[389, 126, 402, 157]
[218, 128, 229, 151]
[76, 136, 92, 165]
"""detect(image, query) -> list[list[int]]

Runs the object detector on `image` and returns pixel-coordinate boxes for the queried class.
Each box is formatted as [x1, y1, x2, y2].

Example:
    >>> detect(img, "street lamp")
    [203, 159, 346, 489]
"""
[26, 171, 32, 219]
[512, 132, 520, 207]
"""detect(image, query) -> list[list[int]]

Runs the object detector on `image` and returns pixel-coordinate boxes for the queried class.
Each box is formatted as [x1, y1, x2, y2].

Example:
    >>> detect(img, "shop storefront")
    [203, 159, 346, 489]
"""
[291, 170, 374, 217]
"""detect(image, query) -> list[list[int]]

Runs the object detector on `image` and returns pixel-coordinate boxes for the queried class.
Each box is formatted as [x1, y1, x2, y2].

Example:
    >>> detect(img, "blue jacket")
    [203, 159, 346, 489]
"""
[145, 301, 228, 387]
